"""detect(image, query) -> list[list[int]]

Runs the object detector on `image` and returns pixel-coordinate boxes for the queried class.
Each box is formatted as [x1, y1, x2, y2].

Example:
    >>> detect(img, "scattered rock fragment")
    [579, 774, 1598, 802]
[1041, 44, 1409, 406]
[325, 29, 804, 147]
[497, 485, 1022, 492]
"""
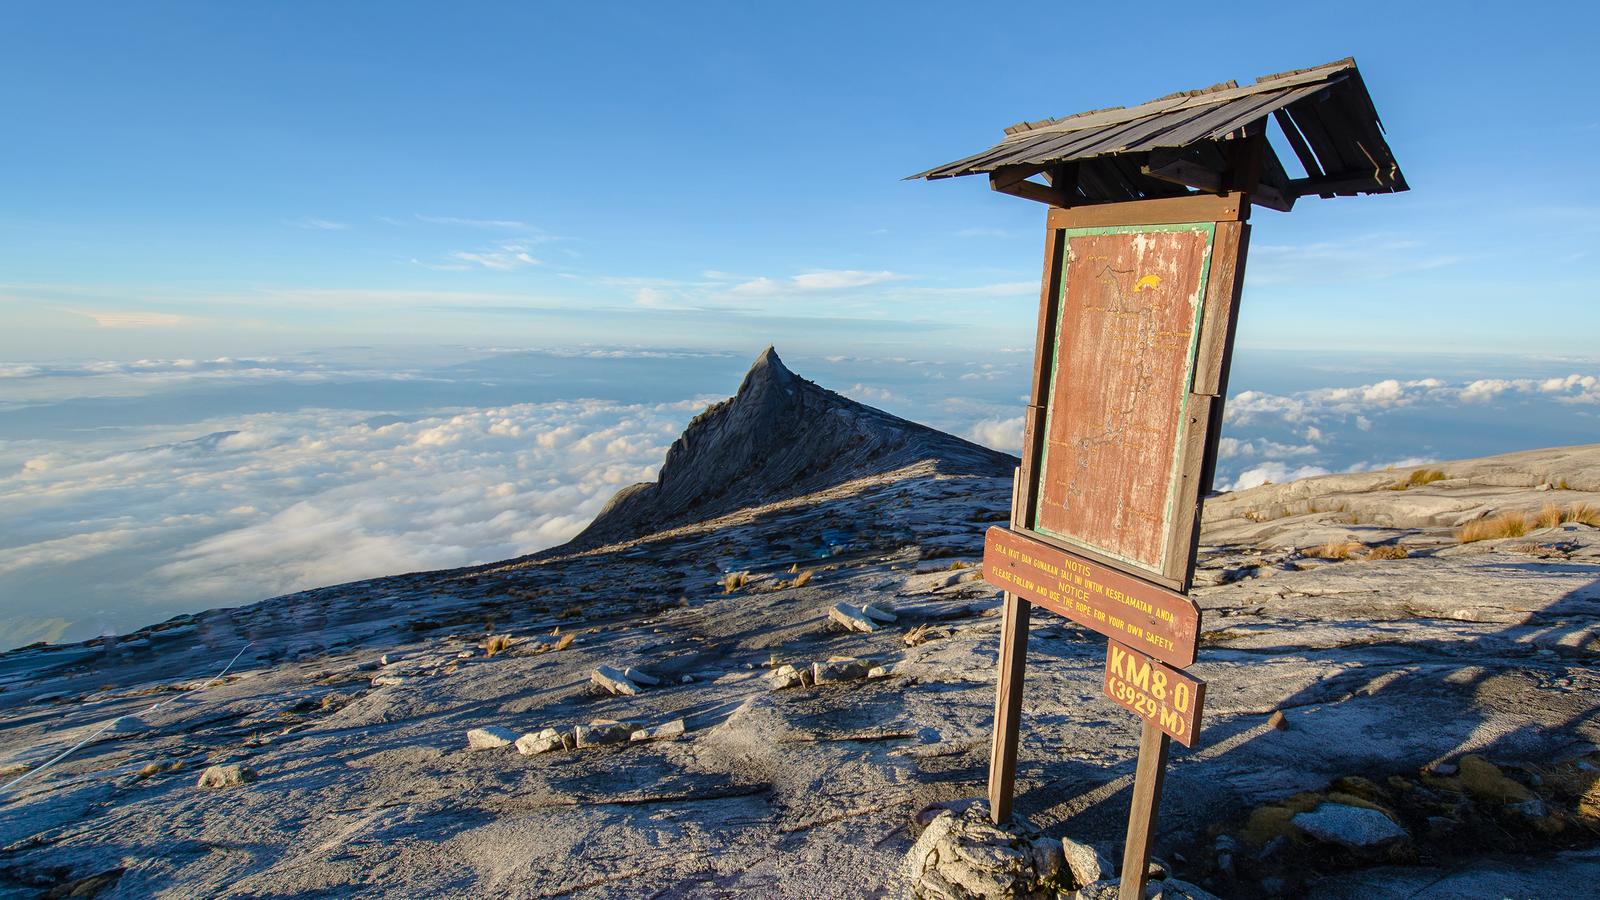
[515, 728, 566, 755]
[829, 602, 879, 633]
[1266, 710, 1287, 731]
[196, 764, 257, 789]
[371, 674, 407, 687]
[862, 603, 897, 623]
[574, 720, 636, 748]
[767, 664, 805, 690]
[814, 657, 872, 685]
[630, 719, 686, 742]
[1060, 835, 1110, 887]
[466, 726, 519, 750]
[623, 667, 660, 686]
[591, 665, 644, 696]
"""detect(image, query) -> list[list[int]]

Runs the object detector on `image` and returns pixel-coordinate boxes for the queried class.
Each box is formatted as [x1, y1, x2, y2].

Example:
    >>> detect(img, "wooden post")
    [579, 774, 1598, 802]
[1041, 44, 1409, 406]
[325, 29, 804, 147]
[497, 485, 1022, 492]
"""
[989, 467, 1031, 824]
[987, 589, 1030, 824]
[1118, 721, 1172, 900]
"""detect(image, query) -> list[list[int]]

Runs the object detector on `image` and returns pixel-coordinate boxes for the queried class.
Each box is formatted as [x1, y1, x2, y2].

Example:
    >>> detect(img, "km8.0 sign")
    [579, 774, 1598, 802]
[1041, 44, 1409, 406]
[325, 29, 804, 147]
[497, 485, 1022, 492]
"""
[1103, 640, 1205, 747]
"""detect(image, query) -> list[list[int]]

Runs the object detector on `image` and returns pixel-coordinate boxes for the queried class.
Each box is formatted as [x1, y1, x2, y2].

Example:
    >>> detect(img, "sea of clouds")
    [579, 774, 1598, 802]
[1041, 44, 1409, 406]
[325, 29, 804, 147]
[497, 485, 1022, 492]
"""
[1, 347, 1595, 648]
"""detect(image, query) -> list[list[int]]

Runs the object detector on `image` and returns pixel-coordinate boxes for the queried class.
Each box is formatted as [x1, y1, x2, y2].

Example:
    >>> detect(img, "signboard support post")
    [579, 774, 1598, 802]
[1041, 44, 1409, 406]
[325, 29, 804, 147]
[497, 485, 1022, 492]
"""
[1119, 721, 1171, 900]
[986, 591, 1030, 823]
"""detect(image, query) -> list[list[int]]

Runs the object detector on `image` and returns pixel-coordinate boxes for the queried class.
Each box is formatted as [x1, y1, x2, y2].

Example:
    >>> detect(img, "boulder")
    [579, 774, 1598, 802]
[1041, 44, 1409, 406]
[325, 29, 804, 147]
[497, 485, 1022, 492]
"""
[466, 726, 519, 750]
[1291, 802, 1408, 850]
[515, 728, 565, 755]
[904, 800, 1064, 900]
[196, 764, 257, 789]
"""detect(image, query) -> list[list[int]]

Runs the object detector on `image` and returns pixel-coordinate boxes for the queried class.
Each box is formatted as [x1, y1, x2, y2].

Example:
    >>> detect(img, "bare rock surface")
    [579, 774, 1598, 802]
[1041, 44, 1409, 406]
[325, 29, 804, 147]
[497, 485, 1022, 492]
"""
[0, 353, 1596, 898]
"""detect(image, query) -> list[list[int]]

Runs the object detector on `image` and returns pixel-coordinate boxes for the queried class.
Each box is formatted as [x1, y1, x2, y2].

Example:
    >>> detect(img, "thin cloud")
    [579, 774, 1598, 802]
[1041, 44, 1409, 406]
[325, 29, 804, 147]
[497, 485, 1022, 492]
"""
[76, 310, 189, 329]
[292, 217, 350, 231]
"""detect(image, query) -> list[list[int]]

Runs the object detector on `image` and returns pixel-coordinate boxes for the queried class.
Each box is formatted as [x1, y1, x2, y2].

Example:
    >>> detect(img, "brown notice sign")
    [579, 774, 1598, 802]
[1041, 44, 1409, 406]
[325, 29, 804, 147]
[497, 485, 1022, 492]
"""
[982, 527, 1199, 668]
[1103, 640, 1206, 747]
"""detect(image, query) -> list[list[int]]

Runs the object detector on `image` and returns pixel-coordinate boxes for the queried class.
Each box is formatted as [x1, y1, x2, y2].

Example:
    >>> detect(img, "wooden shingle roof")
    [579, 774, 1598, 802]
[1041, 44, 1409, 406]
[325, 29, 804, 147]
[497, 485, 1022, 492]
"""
[910, 58, 1406, 211]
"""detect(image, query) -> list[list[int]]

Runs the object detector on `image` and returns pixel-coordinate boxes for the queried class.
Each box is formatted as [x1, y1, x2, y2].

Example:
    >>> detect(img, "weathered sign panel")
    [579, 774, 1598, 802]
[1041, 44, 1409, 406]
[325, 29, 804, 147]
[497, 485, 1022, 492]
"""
[982, 526, 1199, 668]
[1030, 222, 1218, 580]
[1103, 639, 1206, 747]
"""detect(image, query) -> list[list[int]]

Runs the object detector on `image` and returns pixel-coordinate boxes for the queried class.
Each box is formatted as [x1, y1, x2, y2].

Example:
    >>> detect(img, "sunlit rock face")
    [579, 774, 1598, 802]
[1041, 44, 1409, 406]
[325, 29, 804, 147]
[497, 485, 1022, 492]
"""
[564, 346, 1015, 550]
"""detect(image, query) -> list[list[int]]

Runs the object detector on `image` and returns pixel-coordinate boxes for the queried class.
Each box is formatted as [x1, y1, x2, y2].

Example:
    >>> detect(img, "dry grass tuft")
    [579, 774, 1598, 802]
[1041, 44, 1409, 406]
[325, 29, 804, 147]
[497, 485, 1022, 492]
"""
[485, 634, 512, 657]
[1388, 468, 1447, 490]
[722, 571, 750, 593]
[787, 563, 799, 574]
[1457, 512, 1531, 543]
[1364, 545, 1410, 561]
[791, 569, 813, 588]
[1308, 540, 1364, 560]
[554, 632, 575, 651]
[1533, 503, 1564, 530]
[1569, 503, 1600, 527]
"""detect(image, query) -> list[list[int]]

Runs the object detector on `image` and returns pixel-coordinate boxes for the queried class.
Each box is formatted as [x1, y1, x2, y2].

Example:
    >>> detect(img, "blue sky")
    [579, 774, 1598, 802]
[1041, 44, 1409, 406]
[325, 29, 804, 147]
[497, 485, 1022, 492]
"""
[3, 1, 1597, 360]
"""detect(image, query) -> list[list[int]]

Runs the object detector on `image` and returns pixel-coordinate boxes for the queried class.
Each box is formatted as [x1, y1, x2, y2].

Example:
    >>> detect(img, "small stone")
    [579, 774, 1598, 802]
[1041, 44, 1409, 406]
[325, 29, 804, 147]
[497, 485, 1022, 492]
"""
[625, 667, 660, 686]
[591, 665, 642, 696]
[196, 763, 257, 789]
[380, 653, 404, 666]
[371, 674, 407, 687]
[867, 665, 889, 679]
[574, 720, 634, 748]
[1428, 761, 1458, 776]
[680, 675, 694, 684]
[1061, 835, 1109, 887]
[766, 664, 804, 690]
[630, 719, 687, 742]
[828, 602, 879, 633]
[466, 726, 519, 750]
[861, 603, 898, 623]
[1291, 802, 1408, 850]
[515, 728, 565, 755]
[457, 650, 474, 658]
[560, 731, 577, 751]
[813, 657, 872, 684]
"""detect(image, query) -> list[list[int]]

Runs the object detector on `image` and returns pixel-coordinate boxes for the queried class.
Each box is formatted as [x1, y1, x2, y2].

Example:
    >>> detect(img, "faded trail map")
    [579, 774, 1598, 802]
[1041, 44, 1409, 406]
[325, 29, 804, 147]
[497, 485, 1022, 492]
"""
[1035, 226, 1213, 571]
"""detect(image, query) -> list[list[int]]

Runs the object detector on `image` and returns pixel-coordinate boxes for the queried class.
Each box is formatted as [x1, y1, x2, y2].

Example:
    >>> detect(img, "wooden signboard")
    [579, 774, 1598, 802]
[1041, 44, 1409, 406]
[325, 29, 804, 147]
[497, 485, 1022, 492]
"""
[983, 526, 1198, 668]
[1017, 196, 1248, 591]
[1103, 640, 1205, 747]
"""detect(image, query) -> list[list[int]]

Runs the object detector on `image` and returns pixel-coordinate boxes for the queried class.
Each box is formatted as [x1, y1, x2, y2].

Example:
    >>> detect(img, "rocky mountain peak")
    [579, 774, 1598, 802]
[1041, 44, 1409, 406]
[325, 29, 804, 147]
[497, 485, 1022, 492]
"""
[561, 347, 1014, 549]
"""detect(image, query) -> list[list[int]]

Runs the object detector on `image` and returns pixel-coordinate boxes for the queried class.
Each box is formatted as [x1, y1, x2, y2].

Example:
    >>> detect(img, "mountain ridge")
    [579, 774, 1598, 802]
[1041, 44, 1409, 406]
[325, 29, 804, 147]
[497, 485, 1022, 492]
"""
[559, 346, 1015, 551]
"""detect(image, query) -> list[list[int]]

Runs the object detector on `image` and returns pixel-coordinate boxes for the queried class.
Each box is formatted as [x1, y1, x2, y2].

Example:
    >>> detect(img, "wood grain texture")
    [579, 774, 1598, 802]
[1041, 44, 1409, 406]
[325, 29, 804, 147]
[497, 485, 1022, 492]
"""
[1046, 192, 1245, 228]
[1119, 722, 1171, 900]
[1035, 226, 1213, 574]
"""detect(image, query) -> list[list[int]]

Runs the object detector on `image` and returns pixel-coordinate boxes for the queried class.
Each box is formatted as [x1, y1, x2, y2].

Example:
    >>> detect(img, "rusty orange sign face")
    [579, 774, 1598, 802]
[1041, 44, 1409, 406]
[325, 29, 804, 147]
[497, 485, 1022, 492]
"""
[982, 526, 1200, 667]
[1103, 639, 1205, 746]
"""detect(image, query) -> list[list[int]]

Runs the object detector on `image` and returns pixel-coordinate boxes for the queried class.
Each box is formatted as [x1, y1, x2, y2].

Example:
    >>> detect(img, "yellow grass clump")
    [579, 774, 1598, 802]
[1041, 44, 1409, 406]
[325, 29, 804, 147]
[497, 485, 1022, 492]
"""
[485, 634, 512, 657]
[1308, 541, 1363, 560]
[722, 571, 749, 593]
[1457, 512, 1531, 543]
[1388, 468, 1447, 490]
[1364, 545, 1409, 561]
[791, 569, 813, 588]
